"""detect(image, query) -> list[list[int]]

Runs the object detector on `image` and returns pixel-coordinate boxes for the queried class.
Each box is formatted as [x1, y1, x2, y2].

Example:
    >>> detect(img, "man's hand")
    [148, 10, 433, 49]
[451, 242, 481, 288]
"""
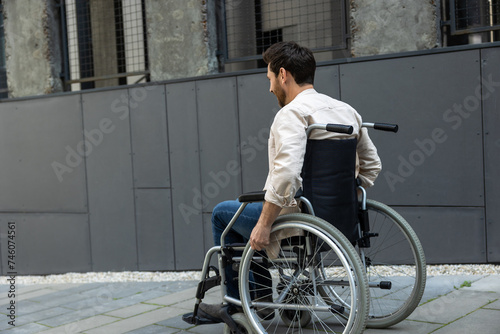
[249, 201, 282, 251]
[249, 222, 272, 251]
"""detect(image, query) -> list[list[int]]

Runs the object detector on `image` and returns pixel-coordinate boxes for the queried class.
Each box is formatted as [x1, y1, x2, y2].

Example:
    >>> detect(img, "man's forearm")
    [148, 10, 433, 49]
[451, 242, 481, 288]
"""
[249, 201, 282, 250]
[259, 201, 282, 226]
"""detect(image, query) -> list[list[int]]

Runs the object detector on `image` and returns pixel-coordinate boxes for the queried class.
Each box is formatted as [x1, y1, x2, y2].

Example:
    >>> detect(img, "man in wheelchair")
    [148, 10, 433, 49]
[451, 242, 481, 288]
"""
[198, 41, 382, 323]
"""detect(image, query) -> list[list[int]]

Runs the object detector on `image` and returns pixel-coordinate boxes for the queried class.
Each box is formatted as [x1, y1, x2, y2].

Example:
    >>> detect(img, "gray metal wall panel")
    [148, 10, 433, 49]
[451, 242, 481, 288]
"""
[82, 90, 138, 271]
[0, 95, 87, 212]
[482, 47, 500, 262]
[314, 65, 341, 99]
[340, 51, 484, 207]
[237, 73, 278, 193]
[135, 189, 174, 270]
[394, 207, 486, 264]
[0, 214, 91, 275]
[166, 81, 205, 270]
[197, 77, 242, 209]
[130, 85, 170, 188]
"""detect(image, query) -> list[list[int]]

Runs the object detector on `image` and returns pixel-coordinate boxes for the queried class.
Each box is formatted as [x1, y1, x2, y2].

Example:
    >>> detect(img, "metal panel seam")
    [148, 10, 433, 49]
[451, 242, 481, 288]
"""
[127, 87, 140, 270]
[80, 92, 94, 271]
[164, 83, 176, 271]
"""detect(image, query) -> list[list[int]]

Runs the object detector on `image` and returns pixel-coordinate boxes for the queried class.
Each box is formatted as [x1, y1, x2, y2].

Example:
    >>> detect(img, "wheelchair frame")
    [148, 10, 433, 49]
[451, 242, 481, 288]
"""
[183, 194, 369, 334]
[182, 122, 426, 333]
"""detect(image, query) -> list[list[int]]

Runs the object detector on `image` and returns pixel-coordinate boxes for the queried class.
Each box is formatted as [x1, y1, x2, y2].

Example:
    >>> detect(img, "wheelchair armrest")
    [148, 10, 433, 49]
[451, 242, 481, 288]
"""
[238, 190, 306, 203]
[238, 191, 266, 203]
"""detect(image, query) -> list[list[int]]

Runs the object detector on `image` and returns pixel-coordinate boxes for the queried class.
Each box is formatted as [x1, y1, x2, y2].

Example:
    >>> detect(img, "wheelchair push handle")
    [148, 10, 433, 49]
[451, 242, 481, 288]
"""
[362, 122, 399, 133]
[307, 123, 353, 137]
[307, 122, 398, 137]
[326, 123, 354, 134]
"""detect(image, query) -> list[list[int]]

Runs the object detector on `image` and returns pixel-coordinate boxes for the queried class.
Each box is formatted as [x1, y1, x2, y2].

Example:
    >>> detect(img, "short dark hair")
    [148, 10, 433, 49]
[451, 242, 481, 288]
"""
[262, 41, 316, 85]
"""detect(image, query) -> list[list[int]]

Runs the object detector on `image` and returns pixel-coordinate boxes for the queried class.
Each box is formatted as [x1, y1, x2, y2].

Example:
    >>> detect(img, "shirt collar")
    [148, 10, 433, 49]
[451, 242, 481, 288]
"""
[295, 88, 316, 99]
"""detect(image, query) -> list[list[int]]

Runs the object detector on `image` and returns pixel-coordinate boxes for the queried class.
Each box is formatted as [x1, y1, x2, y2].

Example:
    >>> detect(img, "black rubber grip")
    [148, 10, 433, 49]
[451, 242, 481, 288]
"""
[238, 191, 266, 203]
[373, 123, 399, 133]
[326, 123, 354, 134]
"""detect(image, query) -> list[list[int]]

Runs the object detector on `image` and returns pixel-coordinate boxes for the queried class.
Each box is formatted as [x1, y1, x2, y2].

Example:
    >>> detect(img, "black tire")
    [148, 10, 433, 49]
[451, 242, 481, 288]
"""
[223, 313, 254, 334]
[360, 199, 426, 328]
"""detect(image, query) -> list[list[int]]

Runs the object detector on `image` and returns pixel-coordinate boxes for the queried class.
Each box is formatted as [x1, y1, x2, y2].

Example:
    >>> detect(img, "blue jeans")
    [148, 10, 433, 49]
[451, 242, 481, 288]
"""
[212, 200, 271, 299]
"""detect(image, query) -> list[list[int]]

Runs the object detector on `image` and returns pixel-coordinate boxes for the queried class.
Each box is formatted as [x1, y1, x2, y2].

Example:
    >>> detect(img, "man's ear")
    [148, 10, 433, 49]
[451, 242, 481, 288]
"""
[279, 67, 287, 83]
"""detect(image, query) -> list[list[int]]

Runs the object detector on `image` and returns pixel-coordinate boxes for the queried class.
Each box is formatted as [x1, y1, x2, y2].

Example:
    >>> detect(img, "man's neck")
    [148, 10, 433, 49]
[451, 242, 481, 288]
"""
[285, 84, 314, 105]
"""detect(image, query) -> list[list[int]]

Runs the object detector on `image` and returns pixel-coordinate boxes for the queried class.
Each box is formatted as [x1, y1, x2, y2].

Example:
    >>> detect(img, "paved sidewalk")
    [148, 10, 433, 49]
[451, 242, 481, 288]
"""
[0, 274, 498, 333]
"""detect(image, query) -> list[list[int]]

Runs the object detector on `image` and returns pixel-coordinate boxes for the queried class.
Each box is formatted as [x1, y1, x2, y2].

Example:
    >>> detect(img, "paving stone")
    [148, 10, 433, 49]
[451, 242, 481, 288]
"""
[14, 306, 73, 326]
[143, 287, 198, 306]
[103, 283, 167, 300]
[11, 284, 52, 294]
[1, 299, 55, 316]
[408, 288, 497, 324]
[186, 323, 225, 334]
[105, 303, 161, 318]
[41, 283, 83, 291]
[37, 307, 102, 328]
[467, 275, 500, 292]
[17, 285, 102, 311]
[126, 324, 180, 334]
[433, 308, 500, 334]
[38, 314, 118, 334]
[60, 288, 170, 314]
[2, 322, 51, 333]
[156, 314, 196, 330]
[364, 320, 442, 334]
[483, 298, 500, 310]
[170, 299, 198, 312]
[28, 283, 103, 303]
[163, 281, 198, 292]
[84, 306, 187, 334]
[419, 275, 484, 304]
[77, 283, 163, 299]
[0, 288, 57, 306]
[0, 317, 18, 331]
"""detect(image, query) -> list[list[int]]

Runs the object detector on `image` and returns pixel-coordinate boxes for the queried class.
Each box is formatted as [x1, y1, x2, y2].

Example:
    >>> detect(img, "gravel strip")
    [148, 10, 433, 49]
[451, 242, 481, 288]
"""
[0, 271, 202, 285]
[1, 264, 499, 285]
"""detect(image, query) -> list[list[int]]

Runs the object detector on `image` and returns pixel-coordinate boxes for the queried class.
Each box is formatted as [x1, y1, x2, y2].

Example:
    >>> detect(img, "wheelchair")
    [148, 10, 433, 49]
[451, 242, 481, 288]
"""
[182, 122, 426, 333]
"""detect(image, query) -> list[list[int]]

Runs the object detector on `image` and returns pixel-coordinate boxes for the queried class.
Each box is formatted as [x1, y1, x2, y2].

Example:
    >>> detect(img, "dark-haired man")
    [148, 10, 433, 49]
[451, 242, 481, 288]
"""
[199, 41, 381, 321]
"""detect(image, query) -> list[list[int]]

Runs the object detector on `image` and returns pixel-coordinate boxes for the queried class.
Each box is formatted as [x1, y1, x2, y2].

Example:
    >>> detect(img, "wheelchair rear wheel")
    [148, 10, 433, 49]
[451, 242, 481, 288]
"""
[239, 213, 369, 334]
[360, 199, 426, 328]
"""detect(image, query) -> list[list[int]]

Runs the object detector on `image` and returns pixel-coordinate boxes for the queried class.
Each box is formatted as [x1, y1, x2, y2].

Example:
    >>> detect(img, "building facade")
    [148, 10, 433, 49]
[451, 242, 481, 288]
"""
[1, 0, 498, 99]
[0, 1, 499, 275]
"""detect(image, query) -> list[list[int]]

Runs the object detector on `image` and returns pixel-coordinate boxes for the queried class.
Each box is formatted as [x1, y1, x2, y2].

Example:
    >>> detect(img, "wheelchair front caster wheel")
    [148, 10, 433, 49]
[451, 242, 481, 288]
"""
[277, 285, 312, 328]
[280, 307, 312, 328]
[223, 312, 254, 334]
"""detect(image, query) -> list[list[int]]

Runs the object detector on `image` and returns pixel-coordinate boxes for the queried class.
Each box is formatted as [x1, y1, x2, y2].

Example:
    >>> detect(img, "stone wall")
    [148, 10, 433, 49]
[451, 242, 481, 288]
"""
[145, 0, 218, 81]
[3, 0, 63, 98]
[350, 0, 438, 57]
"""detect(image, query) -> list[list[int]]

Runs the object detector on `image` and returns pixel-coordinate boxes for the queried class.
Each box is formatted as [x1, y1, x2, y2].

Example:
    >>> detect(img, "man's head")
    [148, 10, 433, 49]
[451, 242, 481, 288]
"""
[263, 42, 316, 107]
[263, 42, 316, 86]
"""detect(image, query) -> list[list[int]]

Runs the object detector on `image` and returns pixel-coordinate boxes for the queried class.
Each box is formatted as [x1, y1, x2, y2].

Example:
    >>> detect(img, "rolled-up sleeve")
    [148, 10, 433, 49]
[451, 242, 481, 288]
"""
[264, 109, 307, 208]
[356, 127, 382, 188]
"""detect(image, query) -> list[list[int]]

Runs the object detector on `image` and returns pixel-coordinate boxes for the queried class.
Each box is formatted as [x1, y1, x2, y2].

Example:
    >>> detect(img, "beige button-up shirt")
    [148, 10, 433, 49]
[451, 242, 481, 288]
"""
[263, 89, 381, 208]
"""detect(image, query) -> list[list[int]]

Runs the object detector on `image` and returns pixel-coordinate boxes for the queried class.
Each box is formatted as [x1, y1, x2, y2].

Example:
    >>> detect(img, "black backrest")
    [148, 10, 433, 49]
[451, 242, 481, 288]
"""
[301, 138, 358, 243]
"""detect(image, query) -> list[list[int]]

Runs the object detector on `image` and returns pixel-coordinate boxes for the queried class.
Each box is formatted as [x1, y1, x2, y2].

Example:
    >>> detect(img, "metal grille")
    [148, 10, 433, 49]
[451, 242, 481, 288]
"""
[0, 2, 7, 98]
[450, 0, 500, 35]
[62, 0, 148, 91]
[223, 0, 348, 62]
